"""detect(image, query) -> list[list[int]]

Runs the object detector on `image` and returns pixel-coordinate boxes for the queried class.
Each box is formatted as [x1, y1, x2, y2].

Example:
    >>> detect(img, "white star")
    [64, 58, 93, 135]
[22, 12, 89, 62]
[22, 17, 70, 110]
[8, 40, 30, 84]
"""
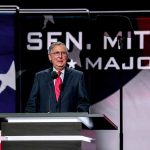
[0, 61, 16, 93]
[68, 45, 81, 67]
[67, 59, 77, 68]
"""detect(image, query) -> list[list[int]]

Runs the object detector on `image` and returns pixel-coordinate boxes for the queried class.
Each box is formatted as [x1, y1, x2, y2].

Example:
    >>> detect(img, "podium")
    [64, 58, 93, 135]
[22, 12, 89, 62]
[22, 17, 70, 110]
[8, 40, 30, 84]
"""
[0, 113, 117, 150]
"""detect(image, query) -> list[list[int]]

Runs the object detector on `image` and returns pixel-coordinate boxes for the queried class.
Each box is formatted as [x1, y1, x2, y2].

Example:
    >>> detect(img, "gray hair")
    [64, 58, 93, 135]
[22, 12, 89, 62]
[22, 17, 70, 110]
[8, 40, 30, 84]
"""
[48, 41, 68, 54]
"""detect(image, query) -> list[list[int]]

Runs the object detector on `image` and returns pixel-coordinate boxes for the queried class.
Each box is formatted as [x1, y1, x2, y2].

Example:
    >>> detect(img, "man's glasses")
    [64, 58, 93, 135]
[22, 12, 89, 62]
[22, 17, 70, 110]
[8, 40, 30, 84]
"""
[50, 51, 67, 57]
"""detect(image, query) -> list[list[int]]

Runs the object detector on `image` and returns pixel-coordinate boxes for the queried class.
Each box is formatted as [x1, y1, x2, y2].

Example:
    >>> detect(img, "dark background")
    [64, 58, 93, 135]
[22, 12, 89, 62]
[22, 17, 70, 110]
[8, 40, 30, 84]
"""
[0, 0, 149, 10]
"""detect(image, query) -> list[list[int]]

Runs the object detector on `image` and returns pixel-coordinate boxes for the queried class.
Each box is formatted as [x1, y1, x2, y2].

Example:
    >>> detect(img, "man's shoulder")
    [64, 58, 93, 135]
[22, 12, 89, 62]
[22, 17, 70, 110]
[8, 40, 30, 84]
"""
[66, 67, 83, 75]
[35, 68, 51, 76]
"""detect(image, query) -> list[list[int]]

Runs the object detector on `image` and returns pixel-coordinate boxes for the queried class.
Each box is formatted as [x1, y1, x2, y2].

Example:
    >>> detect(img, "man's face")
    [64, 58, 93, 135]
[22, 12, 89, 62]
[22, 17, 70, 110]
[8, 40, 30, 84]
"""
[48, 45, 68, 71]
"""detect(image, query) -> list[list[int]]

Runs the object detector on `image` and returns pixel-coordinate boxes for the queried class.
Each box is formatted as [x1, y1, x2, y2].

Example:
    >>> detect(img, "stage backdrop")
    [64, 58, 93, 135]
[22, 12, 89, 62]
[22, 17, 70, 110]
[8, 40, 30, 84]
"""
[1, 8, 150, 150]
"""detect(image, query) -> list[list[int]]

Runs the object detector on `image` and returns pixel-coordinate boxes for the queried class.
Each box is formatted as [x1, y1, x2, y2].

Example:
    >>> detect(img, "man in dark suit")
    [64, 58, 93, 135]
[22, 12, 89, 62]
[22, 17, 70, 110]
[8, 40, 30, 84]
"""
[25, 41, 90, 113]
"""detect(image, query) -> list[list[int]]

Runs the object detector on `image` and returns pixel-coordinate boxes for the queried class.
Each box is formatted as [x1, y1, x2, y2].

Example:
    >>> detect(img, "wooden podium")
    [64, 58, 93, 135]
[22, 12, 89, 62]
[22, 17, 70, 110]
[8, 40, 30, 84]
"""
[0, 113, 117, 150]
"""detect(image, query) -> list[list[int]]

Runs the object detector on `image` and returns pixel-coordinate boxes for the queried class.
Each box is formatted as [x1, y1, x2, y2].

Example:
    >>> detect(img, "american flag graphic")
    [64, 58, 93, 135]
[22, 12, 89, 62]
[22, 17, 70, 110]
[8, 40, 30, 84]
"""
[0, 10, 16, 113]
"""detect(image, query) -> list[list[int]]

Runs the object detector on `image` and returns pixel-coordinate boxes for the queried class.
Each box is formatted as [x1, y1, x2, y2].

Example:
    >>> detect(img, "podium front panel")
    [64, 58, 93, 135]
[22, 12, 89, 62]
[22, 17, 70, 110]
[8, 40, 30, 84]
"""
[0, 113, 117, 150]
[2, 141, 81, 150]
[1, 122, 81, 135]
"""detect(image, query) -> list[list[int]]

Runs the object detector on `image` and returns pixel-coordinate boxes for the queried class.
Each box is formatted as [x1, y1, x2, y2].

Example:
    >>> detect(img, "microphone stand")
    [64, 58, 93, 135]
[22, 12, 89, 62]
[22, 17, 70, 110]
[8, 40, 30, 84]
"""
[51, 71, 59, 112]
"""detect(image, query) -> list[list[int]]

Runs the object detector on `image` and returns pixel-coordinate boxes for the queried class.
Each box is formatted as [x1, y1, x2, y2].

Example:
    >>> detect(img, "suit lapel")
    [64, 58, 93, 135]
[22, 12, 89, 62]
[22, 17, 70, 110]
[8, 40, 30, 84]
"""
[60, 67, 72, 99]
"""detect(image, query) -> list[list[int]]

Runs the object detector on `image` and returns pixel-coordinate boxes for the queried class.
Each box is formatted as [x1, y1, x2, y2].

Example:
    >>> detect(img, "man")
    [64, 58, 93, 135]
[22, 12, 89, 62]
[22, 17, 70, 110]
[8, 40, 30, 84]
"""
[25, 41, 90, 113]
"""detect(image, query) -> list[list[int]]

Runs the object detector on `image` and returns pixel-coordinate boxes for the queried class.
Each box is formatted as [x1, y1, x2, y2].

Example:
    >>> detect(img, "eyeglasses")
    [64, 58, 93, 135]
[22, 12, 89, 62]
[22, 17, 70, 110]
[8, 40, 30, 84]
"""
[50, 51, 67, 57]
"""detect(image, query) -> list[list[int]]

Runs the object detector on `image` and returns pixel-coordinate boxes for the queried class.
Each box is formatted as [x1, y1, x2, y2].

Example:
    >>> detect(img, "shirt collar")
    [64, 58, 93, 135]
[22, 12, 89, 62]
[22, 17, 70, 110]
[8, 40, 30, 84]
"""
[53, 67, 65, 74]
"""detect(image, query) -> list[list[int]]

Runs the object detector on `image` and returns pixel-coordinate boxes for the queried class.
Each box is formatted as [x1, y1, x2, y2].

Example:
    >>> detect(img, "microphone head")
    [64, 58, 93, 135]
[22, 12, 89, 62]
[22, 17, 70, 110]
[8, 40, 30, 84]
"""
[51, 71, 58, 79]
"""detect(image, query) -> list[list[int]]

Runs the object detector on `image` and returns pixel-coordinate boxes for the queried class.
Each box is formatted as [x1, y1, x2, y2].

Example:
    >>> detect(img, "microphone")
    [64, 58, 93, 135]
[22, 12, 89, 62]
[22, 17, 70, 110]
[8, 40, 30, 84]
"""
[51, 71, 58, 79]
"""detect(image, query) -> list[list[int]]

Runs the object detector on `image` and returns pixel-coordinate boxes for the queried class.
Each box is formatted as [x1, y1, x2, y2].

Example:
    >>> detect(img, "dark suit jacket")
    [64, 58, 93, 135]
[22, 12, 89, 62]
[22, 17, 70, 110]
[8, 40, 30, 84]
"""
[25, 67, 90, 113]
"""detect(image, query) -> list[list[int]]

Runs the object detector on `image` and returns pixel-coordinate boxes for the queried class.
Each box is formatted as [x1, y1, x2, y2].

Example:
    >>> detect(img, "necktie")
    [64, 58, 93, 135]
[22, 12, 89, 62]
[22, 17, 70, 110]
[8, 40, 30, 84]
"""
[54, 71, 62, 101]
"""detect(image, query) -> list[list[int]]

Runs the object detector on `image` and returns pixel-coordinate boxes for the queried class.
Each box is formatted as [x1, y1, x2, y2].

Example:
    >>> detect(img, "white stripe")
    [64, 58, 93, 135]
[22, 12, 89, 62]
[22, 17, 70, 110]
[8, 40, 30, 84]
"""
[1, 136, 94, 143]
[6, 117, 81, 123]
